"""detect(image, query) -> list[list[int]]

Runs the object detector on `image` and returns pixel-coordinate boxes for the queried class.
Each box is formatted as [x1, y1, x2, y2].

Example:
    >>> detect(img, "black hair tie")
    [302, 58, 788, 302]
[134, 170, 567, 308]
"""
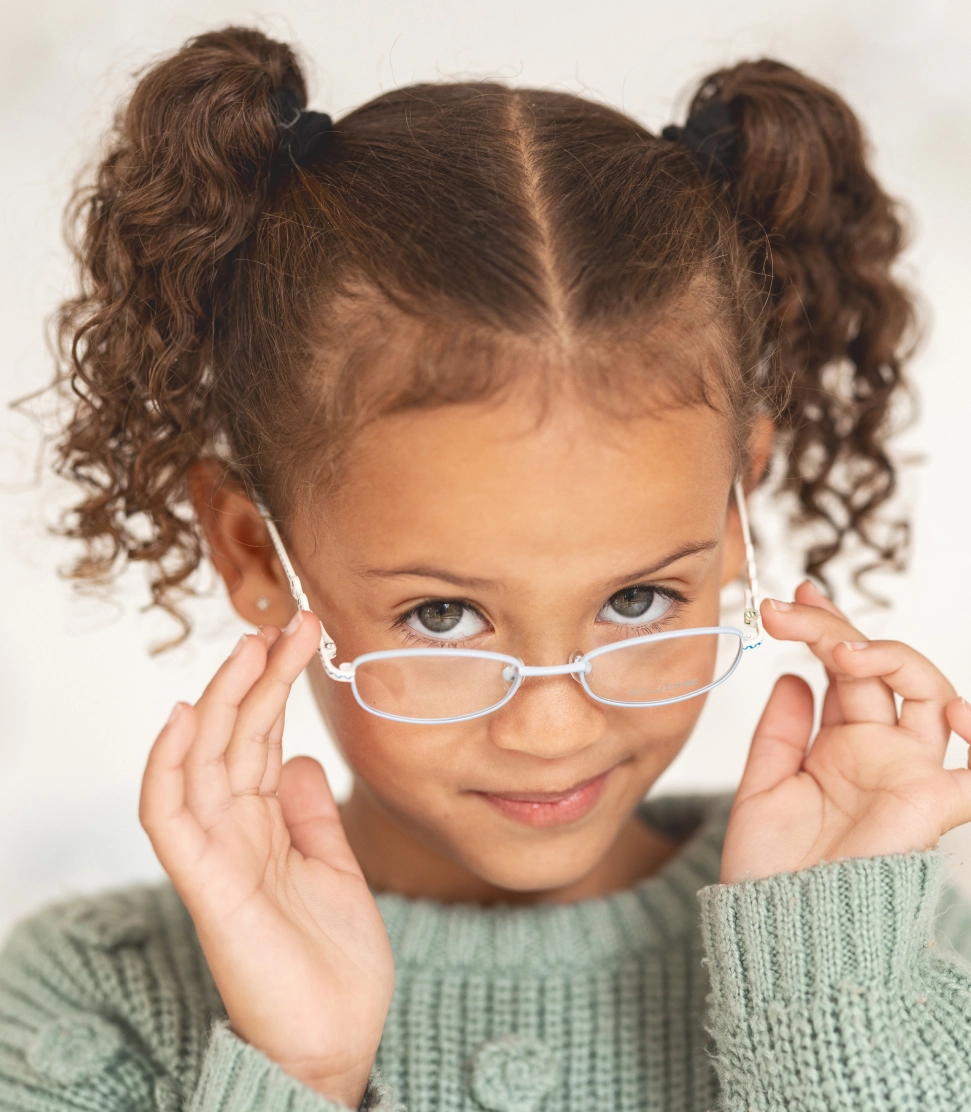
[270, 85, 335, 166]
[662, 98, 740, 184]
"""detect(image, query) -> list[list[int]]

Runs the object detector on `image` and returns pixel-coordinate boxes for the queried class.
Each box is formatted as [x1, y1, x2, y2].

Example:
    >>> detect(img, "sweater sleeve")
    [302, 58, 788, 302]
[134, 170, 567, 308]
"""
[699, 851, 971, 1111]
[189, 1024, 400, 1112]
[0, 886, 401, 1112]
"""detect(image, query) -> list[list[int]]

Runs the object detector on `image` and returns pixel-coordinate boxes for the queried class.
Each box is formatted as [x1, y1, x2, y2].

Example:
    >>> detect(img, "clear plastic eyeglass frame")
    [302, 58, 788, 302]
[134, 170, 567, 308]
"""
[256, 479, 762, 725]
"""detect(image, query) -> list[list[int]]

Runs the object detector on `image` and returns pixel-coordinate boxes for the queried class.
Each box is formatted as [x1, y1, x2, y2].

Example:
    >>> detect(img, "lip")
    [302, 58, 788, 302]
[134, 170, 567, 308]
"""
[475, 768, 613, 828]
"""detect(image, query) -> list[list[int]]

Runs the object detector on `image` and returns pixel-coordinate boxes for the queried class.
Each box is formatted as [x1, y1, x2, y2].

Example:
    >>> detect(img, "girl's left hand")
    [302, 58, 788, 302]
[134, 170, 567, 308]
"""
[721, 579, 971, 884]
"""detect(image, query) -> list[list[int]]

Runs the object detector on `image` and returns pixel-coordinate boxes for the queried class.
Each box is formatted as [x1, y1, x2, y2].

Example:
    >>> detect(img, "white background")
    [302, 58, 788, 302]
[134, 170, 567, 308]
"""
[2, 0, 970, 942]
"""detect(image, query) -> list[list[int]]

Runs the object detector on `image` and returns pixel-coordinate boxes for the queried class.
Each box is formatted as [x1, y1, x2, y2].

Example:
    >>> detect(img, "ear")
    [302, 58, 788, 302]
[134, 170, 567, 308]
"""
[745, 415, 776, 491]
[187, 460, 295, 628]
[721, 415, 776, 587]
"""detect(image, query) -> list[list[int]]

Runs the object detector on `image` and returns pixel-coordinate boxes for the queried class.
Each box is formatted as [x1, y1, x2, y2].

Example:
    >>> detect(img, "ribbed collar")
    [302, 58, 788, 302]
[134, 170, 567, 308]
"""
[376, 793, 732, 973]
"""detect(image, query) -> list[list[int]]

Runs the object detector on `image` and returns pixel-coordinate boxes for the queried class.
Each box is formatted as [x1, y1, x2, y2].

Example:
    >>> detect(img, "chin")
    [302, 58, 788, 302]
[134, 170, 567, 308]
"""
[457, 828, 613, 896]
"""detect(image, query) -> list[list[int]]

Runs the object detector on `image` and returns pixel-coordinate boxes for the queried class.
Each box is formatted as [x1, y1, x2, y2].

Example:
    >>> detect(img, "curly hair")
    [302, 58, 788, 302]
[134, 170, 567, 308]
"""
[51, 27, 916, 643]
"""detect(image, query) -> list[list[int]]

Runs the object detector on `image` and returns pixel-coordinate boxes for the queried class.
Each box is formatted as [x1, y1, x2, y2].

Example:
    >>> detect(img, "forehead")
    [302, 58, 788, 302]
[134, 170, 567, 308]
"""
[321, 394, 735, 575]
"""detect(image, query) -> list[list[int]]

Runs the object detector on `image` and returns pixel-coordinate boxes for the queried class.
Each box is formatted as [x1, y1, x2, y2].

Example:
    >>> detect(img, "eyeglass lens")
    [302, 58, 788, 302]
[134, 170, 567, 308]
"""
[354, 653, 515, 720]
[583, 631, 739, 705]
[352, 632, 742, 722]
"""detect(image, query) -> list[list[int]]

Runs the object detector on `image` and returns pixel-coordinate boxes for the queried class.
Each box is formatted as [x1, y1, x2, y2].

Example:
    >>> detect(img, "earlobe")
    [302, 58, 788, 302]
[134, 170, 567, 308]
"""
[187, 460, 293, 627]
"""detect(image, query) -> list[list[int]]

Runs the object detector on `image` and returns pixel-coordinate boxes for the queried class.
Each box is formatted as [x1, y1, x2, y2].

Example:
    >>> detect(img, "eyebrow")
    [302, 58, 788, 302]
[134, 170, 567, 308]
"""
[361, 539, 720, 591]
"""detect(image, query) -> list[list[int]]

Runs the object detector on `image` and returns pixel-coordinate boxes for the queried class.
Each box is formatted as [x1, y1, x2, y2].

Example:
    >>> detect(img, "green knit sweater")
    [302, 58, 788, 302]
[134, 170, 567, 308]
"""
[3, 793, 971, 1112]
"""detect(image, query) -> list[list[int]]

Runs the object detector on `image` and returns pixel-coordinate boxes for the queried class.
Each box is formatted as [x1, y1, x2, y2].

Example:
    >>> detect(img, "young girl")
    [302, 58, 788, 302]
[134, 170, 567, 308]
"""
[3, 24, 971, 1112]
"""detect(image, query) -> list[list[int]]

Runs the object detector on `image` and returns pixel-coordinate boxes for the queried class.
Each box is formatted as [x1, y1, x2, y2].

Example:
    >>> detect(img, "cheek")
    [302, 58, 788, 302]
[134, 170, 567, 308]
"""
[607, 695, 709, 765]
[315, 672, 480, 796]
[313, 641, 713, 786]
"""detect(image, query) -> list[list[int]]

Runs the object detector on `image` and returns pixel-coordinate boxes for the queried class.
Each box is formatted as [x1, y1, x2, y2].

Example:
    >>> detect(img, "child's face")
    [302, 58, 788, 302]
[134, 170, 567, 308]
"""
[286, 391, 746, 895]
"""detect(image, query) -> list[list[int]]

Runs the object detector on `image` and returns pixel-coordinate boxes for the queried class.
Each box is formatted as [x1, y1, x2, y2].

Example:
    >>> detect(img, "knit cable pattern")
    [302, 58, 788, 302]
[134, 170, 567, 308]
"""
[2, 794, 971, 1112]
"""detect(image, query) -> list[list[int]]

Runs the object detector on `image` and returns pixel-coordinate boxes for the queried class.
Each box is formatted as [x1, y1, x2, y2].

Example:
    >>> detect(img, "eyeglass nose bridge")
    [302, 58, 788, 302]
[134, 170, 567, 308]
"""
[505, 654, 592, 683]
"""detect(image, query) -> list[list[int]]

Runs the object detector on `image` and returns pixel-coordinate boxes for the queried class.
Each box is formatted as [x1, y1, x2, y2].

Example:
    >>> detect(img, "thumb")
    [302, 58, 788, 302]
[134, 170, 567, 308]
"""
[736, 674, 814, 805]
[278, 756, 363, 878]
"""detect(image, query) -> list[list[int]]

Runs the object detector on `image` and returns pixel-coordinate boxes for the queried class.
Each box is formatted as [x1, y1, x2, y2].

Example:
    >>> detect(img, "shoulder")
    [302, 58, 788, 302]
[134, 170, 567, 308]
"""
[4, 882, 178, 954]
[0, 880, 212, 999]
[0, 882, 223, 1104]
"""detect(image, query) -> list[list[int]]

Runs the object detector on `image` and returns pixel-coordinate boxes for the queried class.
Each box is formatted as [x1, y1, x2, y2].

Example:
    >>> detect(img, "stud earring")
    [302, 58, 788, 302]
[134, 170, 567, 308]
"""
[255, 597, 271, 612]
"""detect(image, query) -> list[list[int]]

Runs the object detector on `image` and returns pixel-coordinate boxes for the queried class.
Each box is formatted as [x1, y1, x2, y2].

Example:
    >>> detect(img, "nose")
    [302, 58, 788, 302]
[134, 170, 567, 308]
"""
[488, 669, 606, 759]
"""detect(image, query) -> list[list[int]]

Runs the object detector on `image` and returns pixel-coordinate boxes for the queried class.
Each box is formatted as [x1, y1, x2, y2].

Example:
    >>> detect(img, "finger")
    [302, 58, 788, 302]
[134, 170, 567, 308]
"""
[761, 596, 898, 726]
[257, 707, 287, 796]
[254, 626, 286, 794]
[832, 639, 956, 752]
[794, 584, 954, 745]
[946, 697, 971, 754]
[820, 676, 844, 728]
[192, 631, 272, 754]
[790, 582, 845, 725]
[278, 757, 364, 878]
[224, 612, 322, 795]
[795, 583, 846, 726]
[188, 631, 271, 767]
[139, 703, 208, 873]
[794, 578, 842, 617]
[182, 633, 271, 818]
[735, 674, 815, 804]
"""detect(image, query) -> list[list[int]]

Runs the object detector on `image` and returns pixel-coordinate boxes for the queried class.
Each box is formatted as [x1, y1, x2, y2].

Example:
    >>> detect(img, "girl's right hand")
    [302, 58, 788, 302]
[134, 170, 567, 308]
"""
[139, 612, 394, 1109]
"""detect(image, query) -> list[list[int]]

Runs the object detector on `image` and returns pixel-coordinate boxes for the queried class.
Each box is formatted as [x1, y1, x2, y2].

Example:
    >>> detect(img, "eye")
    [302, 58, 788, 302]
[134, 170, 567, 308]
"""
[597, 585, 673, 626]
[404, 600, 488, 641]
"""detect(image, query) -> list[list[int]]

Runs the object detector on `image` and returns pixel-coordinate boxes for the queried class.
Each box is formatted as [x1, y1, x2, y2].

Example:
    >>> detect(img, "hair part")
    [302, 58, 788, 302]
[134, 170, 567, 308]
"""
[50, 28, 916, 642]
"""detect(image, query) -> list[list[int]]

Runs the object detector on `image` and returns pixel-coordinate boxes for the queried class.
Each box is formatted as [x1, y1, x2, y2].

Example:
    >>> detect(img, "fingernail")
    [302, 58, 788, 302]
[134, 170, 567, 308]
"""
[229, 635, 247, 657]
[283, 610, 303, 635]
[803, 577, 829, 599]
[166, 702, 184, 726]
[842, 640, 869, 651]
[962, 697, 970, 711]
[768, 598, 792, 612]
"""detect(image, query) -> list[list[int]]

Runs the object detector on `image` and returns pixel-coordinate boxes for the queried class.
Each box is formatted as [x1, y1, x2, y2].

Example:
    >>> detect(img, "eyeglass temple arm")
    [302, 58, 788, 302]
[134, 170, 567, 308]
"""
[255, 503, 354, 682]
[733, 478, 762, 648]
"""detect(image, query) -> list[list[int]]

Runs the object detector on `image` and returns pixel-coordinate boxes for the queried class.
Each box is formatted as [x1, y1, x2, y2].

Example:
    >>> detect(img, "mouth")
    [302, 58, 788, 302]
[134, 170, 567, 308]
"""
[474, 768, 614, 828]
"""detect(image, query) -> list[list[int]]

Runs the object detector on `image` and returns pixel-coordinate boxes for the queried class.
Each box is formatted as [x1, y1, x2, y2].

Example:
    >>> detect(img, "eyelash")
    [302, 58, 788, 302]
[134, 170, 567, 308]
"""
[600, 587, 688, 639]
[388, 602, 487, 647]
[391, 586, 691, 647]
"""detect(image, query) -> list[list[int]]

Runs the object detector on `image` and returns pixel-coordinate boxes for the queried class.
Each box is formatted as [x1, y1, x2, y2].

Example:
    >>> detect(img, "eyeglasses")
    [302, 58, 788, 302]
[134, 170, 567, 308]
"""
[257, 479, 761, 724]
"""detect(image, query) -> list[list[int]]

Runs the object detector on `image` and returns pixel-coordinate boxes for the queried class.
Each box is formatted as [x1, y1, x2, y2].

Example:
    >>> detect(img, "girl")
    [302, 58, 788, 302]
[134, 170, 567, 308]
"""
[2, 24, 971, 1112]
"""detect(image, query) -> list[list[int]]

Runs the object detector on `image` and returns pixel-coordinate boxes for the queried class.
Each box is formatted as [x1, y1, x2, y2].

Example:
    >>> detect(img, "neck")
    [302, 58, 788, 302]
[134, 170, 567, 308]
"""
[339, 781, 681, 906]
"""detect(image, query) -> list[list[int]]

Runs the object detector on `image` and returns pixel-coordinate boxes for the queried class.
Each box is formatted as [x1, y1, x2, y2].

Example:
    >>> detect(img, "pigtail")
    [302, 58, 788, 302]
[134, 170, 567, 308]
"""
[54, 27, 305, 640]
[50, 36, 918, 639]
[689, 60, 917, 587]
